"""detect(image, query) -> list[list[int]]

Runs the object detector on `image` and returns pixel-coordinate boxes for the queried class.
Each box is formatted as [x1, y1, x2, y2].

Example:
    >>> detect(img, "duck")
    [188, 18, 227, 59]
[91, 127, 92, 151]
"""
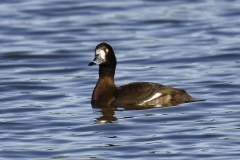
[88, 42, 196, 107]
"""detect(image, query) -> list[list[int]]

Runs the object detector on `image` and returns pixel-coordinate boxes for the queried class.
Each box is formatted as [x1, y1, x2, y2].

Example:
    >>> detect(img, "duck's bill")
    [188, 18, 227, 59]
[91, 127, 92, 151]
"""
[88, 55, 104, 66]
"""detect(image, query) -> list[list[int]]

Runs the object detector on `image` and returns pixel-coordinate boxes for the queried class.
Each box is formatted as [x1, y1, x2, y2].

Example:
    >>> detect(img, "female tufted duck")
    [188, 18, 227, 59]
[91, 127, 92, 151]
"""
[88, 42, 195, 107]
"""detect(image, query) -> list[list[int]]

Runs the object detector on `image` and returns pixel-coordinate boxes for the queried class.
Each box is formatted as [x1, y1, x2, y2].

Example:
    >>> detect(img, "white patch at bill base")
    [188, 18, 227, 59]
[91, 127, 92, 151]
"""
[98, 49, 106, 60]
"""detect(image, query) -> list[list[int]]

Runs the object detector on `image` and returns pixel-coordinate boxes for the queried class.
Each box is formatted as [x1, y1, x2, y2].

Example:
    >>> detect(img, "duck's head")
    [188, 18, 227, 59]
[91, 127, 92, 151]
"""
[88, 42, 116, 67]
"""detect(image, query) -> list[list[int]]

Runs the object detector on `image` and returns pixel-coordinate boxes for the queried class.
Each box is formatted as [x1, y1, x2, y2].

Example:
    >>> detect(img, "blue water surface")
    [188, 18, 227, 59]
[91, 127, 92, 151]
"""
[0, 0, 240, 159]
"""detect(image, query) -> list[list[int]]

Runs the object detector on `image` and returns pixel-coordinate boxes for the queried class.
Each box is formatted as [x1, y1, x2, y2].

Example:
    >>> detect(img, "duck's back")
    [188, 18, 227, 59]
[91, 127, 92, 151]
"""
[111, 82, 195, 107]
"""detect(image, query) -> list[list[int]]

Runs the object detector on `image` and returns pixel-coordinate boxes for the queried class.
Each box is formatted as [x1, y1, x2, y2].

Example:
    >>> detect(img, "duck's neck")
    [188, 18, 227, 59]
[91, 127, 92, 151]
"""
[91, 64, 117, 107]
[99, 64, 115, 80]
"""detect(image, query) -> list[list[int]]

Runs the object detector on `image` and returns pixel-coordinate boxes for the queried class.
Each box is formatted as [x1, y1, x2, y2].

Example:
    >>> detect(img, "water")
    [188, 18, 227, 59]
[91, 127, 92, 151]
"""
[0, 0, 240, 159]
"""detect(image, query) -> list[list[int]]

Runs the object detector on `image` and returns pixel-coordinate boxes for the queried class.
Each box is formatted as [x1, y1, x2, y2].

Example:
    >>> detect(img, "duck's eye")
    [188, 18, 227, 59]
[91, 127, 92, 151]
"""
[105, 48, 109, 53]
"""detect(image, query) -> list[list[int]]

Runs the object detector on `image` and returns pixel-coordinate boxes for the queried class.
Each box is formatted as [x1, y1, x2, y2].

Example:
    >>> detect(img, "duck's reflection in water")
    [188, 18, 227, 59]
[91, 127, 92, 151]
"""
[94, 103, 178, 124]
[95, 107, 118, 124]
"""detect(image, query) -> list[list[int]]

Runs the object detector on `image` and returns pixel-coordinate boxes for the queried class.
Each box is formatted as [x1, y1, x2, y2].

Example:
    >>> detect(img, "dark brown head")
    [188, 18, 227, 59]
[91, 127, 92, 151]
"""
[88, 42, 116, 67]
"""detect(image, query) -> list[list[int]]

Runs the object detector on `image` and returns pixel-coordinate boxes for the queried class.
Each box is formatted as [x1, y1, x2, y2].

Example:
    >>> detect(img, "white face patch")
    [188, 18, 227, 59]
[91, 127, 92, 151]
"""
[92, 49, 106, 65]
[96, 49, 106, 60]
[143, 92, 162, 103]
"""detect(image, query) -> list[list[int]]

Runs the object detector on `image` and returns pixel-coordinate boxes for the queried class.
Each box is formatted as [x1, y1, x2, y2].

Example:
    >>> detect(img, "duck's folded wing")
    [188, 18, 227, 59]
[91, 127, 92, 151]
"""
[111, 82, 172, 106]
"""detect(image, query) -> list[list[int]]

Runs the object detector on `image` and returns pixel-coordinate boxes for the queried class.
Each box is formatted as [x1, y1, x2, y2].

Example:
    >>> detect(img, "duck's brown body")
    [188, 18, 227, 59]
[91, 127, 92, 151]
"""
[89, 42, 195, 107]
[92, 80, 195, 107]
[91, 77, 117, 107]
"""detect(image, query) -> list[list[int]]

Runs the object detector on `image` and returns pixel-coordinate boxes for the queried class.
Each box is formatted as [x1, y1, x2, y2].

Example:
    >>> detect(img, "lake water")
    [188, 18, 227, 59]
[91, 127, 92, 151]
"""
[1, 0, 240, 159]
